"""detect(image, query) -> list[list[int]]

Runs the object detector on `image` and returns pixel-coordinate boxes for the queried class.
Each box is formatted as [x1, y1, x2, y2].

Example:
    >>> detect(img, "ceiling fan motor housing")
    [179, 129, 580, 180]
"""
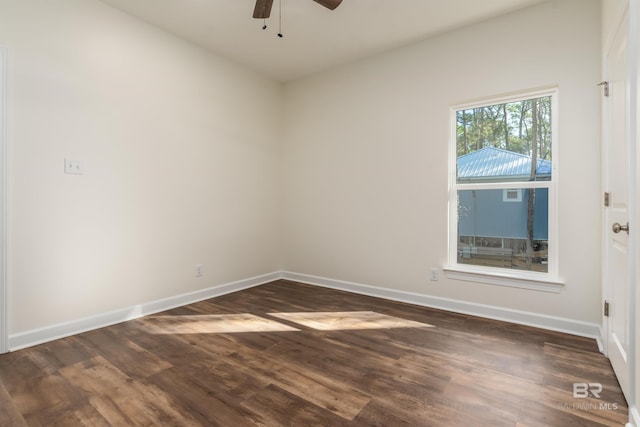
[253, 0, 343, 19]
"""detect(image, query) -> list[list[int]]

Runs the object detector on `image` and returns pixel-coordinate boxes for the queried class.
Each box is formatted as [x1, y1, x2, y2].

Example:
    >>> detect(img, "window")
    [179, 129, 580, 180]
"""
[448, 88, 558, 287]
[503, 189, 522, 202]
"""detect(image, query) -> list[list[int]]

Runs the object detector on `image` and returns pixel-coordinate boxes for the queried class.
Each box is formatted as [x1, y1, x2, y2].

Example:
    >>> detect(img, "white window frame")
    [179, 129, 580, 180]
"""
[0, 48, 6, 353]
[445, 87, 562, 292]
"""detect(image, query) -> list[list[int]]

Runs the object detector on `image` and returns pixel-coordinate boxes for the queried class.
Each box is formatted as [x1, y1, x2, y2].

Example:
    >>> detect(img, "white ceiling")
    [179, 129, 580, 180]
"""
[99, 0, 549, 82]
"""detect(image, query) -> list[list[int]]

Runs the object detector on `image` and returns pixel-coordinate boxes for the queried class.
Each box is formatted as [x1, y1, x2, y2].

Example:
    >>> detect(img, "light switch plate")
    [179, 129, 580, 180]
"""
[64, 158, 83, 175]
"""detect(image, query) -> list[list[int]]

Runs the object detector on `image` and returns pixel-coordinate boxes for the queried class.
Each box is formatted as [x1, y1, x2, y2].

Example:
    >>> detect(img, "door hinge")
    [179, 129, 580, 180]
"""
[604, 192, 610, 207]
[604, 300, 610, 317]
[598, 81, 609, 97]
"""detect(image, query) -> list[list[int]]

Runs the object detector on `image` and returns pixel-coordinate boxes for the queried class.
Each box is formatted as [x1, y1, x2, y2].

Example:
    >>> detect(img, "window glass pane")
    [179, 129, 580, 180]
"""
[456, 96, 552, 183]
[457, 188, 548, 272]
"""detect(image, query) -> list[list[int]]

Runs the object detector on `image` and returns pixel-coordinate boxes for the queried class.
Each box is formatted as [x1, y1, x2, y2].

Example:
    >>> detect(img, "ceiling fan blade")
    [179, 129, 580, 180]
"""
[253, 0, 274, 18]
[312, 0, 343, 10]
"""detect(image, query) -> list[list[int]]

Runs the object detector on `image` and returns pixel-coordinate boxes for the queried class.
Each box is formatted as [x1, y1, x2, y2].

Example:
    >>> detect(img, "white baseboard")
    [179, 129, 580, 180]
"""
[8, 271, 282, 351]
[281, 271, 602, 341]
[629, 406, 640, 427]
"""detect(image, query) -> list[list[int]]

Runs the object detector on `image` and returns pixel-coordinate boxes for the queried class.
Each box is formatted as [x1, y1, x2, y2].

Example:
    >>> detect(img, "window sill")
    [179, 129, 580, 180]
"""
[443, 265, 564, 293]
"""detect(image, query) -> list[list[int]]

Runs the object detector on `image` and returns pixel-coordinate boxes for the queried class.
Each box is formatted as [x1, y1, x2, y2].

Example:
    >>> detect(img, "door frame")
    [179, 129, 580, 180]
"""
[0, 47, 7, 354]
[630, 0, 639, 422]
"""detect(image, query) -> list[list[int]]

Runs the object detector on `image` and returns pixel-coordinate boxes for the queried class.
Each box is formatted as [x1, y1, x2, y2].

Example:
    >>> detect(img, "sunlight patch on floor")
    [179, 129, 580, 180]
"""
[268, 311, 435, 331]
[142, 314, 300, 334]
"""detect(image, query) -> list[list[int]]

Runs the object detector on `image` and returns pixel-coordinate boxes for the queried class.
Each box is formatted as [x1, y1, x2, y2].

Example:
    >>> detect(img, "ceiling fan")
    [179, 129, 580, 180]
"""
[253, 0, 343, 19]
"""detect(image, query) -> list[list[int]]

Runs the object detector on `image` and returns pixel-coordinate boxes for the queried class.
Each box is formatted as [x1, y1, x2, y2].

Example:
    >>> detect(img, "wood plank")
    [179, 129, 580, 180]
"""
[79, 327, 173, 379]
[241, 383, 351, 427]
[59, 356, 201, 426]
[148, 365, 268, 426]
[6, 372, 84, 420]
[226, 346, 371, 420]
[0, 380, 28, 427]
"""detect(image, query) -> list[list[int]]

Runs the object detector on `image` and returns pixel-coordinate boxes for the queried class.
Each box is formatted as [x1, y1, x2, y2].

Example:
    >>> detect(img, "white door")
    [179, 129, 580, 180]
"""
[603, 10, 632, 402]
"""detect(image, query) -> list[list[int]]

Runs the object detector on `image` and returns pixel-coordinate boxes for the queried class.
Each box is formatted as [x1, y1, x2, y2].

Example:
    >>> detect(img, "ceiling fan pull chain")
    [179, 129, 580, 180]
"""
[277, 0, 283, 37]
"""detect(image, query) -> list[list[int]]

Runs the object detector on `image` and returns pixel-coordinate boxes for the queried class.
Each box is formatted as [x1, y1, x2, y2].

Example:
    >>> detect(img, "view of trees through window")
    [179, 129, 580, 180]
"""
[454, 95, 553, 273]
[456, 96, 552, 162]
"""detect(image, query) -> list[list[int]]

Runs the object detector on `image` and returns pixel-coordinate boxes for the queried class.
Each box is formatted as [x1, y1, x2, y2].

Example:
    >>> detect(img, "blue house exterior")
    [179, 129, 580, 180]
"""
[458, 188, 548, 241]
[457, 147, 550, 241]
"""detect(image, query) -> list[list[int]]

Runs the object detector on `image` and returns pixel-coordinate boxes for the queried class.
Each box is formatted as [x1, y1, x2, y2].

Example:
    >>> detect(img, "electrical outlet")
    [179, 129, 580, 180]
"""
[64, 158, 84, 175]
[430, 268, 439, 281]
[195, 264, 203, 277]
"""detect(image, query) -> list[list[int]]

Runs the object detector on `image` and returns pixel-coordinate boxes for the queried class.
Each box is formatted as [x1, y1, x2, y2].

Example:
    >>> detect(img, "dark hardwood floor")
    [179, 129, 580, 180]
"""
[0, 280, 628, 426]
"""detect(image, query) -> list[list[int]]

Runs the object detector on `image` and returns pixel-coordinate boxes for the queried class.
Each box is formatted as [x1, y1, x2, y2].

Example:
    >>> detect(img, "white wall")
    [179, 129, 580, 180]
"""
[0, 0, 282, 334]
[282, 0, 602, 323]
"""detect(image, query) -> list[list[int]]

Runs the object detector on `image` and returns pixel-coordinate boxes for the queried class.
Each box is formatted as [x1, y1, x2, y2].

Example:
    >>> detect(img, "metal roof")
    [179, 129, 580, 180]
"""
[457, 146, 551, 182]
